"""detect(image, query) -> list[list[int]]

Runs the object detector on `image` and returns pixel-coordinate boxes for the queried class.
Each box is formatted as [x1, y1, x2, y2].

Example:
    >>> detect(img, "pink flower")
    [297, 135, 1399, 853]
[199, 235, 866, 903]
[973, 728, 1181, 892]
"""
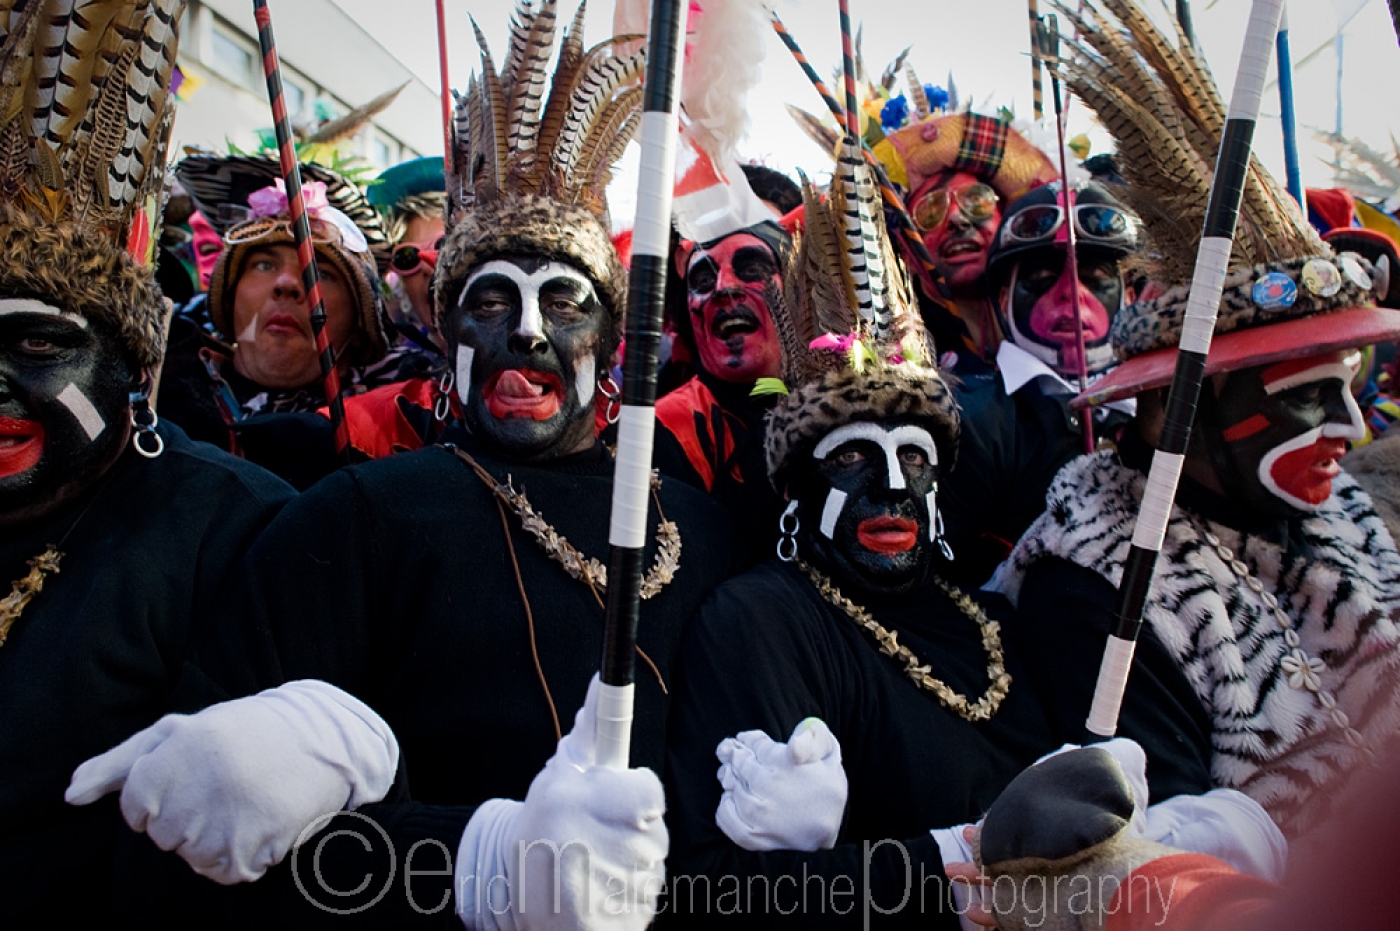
[246, 179, 331, 220]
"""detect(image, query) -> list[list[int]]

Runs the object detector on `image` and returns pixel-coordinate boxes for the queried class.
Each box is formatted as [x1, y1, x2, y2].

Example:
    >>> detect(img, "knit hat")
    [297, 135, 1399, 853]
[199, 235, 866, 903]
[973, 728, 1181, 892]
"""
[176, 153, 390, 366]
[434, 0, 642, 335]
[1057, 0, 1400, 409]
[367, 156, 446, 245]
[0, 0, 186, 370]
[764, 148, 959, 494]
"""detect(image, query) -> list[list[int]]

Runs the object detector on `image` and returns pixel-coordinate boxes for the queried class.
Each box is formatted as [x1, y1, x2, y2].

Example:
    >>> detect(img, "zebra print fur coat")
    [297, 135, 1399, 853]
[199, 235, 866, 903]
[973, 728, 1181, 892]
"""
[991, 451, 1400, 844]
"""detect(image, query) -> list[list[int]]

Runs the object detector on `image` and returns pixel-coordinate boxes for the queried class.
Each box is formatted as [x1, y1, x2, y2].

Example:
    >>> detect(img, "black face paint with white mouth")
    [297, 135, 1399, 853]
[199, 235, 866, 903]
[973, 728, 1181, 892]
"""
[790, 421, 943, 597]
[443, 255, 611, 461]
[0, 297, 134, 527]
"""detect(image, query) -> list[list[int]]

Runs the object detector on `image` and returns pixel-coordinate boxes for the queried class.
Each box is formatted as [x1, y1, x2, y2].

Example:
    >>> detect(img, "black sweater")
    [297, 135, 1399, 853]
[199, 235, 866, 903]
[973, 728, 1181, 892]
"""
[662, 561, 1056, 928]
[192, 432, 735, 925]
[0, 422, 294, 924]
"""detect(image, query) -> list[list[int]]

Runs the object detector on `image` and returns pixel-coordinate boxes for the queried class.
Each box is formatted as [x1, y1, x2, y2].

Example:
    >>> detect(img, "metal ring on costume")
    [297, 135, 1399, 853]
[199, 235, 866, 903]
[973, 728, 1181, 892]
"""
[776, 535, 798, 562]
[134, 429, 165, 458]
[434, 370, 455, 423]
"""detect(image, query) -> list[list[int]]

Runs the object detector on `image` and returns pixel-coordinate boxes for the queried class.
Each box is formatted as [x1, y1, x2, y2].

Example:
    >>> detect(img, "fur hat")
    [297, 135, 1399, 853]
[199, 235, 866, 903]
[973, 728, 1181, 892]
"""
[1058, 0, 1400, 408]
[764, 150, 959, 493]
[0, 0, 186, 371]
[435, 0, 643, 338]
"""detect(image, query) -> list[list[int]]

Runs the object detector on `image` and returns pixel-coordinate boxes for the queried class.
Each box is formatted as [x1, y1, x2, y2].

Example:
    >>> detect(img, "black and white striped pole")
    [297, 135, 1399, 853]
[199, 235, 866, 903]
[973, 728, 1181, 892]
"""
[596, 0, 686, 770]
[1086, 0, 1285, 739]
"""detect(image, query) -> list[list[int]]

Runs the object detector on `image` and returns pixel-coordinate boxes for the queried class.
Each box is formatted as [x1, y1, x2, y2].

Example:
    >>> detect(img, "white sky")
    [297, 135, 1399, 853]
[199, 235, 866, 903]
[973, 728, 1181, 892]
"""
[329, 0, 1400, 226]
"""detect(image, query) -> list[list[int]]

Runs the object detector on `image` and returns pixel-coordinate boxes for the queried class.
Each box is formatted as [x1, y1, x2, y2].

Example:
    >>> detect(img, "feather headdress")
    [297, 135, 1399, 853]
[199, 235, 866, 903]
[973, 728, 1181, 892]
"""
[1060, 0, 1400, 407]
[764, 149, 959, 491]
[0, 0, 185, 368]
[435, 0, 643, 327]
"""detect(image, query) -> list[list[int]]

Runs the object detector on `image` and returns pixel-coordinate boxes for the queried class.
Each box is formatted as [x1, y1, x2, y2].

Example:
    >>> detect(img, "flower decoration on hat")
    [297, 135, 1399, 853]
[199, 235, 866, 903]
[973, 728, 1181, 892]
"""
[1053, 0, 1400, 408]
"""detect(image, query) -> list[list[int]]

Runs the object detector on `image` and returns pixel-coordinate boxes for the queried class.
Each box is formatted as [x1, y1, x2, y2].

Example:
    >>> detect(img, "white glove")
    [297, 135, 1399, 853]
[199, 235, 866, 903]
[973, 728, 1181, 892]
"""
[454, 675, 666, 931]
[1142, 788, 1287, 881]
[66, 680, 399, 885]
[714, 717, 847, 852]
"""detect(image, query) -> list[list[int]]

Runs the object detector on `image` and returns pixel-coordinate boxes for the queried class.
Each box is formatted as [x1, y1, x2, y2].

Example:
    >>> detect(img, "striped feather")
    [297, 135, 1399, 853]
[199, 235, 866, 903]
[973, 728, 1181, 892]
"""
[576, 85, 642, 190]
[835, 142, 873, 324]
[506, 0, 556, 162]
[501, 0, 534, 91]
[109, 0, 182, 208]
[0, 0, 42, 124]
[786, 104, 839, 159]
[905, 63, 928, 120]
[535, 0, 588, 159]
[553, 43, 643, 175]
[471, 16, 509, 195]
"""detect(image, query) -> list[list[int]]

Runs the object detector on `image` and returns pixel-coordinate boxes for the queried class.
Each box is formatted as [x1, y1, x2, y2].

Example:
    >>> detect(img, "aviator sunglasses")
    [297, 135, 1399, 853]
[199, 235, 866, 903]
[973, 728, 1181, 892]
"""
[910, 182, 999, 231]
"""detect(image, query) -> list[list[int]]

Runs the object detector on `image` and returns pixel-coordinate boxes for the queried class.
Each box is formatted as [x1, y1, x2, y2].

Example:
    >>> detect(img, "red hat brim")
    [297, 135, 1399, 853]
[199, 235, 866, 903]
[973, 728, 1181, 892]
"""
[1072, 306, 1400, 409]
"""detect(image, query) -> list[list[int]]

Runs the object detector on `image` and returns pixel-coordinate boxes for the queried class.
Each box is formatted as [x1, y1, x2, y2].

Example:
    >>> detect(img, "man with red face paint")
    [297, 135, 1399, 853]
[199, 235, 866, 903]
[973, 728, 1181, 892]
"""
[653, 218, 793, 569]
[938, 181, 1143, 586]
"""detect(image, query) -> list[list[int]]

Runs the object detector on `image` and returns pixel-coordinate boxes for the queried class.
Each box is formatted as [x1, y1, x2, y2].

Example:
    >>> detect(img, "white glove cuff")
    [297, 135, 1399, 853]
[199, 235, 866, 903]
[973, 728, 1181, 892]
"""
[456, 798, 524, 931]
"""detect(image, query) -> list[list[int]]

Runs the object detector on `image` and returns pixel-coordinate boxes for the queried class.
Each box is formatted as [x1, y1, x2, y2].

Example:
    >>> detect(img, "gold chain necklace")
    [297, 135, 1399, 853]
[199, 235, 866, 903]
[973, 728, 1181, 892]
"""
[796, 559, 1011, 722]
[0, 548, 62, 647]
[451, 447, 681, 599]
[1195, 522, 1375, 762]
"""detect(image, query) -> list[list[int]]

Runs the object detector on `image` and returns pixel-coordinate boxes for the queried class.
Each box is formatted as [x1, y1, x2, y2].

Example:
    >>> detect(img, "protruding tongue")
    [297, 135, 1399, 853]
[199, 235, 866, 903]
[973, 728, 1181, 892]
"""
[496, 370, 545, 398]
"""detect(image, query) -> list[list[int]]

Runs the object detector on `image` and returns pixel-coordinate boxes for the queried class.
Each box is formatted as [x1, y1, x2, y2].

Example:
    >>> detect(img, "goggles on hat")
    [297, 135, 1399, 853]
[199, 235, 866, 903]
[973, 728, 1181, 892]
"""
[391, 238, 444, 276]
[223, 210, 370, 256]
[911, 182, 999, 231]
[1000, 203, 1140, 251]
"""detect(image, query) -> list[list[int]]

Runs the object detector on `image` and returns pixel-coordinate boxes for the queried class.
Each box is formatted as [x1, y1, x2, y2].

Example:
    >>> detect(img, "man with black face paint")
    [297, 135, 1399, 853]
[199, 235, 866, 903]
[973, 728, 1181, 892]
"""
[0, 2, 320, 922]
[938, 181, 1143, 587]
[662, 173, 1058, 928]
[991, 186, 1400, 860]
[75, 7, 732, 927]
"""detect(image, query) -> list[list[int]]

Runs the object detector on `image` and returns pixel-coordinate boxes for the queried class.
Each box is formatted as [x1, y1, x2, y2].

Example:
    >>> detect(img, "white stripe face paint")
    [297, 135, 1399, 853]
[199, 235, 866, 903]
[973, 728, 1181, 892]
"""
[0, 298, 88, 327]
[925, 490, 938, 540]
[455, 345, 474, 406]
[813, 422, 939, 491]
[56, 383, 105, 440]
[819, 489, 848, 539]
[575, 355, 596, 413]
[459, 260, 596, 349]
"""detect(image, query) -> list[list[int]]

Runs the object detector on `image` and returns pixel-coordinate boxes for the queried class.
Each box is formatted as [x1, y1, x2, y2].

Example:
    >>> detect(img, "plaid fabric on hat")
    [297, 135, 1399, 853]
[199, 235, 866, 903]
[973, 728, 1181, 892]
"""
[952, 113, 1009, 181]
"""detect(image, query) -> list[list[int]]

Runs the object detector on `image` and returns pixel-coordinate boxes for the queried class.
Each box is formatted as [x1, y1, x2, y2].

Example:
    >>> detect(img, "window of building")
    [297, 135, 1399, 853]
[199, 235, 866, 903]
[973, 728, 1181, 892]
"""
[369, 132, 395, 169]
[209, 22, 256, 89]
[282, 79, 305, 120]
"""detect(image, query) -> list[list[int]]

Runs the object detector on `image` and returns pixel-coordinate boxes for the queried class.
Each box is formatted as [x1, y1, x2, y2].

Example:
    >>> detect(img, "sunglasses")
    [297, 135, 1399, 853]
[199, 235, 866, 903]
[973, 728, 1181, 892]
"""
[224, 214, 369, 255]
[911, 182, 999, 231]
[1001, 203, 1140, 248]
[391, 238, 444, 276]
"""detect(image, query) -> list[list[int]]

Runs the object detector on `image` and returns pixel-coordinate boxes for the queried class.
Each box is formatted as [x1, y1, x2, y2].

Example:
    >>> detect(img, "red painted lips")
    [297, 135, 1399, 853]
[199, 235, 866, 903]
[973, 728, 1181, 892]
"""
[0, 417, 44, 477]
[856, 515, 920, 554]
[483, 369, 564, 421]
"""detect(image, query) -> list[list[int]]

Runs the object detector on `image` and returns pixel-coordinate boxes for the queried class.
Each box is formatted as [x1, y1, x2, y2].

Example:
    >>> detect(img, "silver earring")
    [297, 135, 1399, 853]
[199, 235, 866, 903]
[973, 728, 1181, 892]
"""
[934, 507, 954, 561]
[130, 394, 163, 459]
[777, 500, 800, 562]
[434, 369, 455, 422]
[598, 375, 621, 425]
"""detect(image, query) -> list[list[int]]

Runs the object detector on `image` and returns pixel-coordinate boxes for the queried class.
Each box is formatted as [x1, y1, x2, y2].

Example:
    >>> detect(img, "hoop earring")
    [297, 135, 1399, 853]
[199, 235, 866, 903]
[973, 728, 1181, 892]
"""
[776, 500, 800, 562]
[434, 369, 455, 423]
[598, 374, 621, 425]
[130, 393, 164, 459]
[934, 506, 954, 562]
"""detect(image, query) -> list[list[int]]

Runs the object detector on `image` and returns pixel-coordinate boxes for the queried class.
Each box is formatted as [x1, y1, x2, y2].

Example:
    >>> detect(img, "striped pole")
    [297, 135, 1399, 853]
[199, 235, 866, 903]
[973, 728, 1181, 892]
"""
[252, 0, 350, 463]
[436, 0, 453, 176]
[1177, 0, 1197, 48]
[596, 0, 686, 771]
[768, 12, 943, 288]
[1275, 4, 1304, 208]
[1086, 0, 1284, 738]
[1040, 14, 1095, 454]
[1030, 0, 1044, 121]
